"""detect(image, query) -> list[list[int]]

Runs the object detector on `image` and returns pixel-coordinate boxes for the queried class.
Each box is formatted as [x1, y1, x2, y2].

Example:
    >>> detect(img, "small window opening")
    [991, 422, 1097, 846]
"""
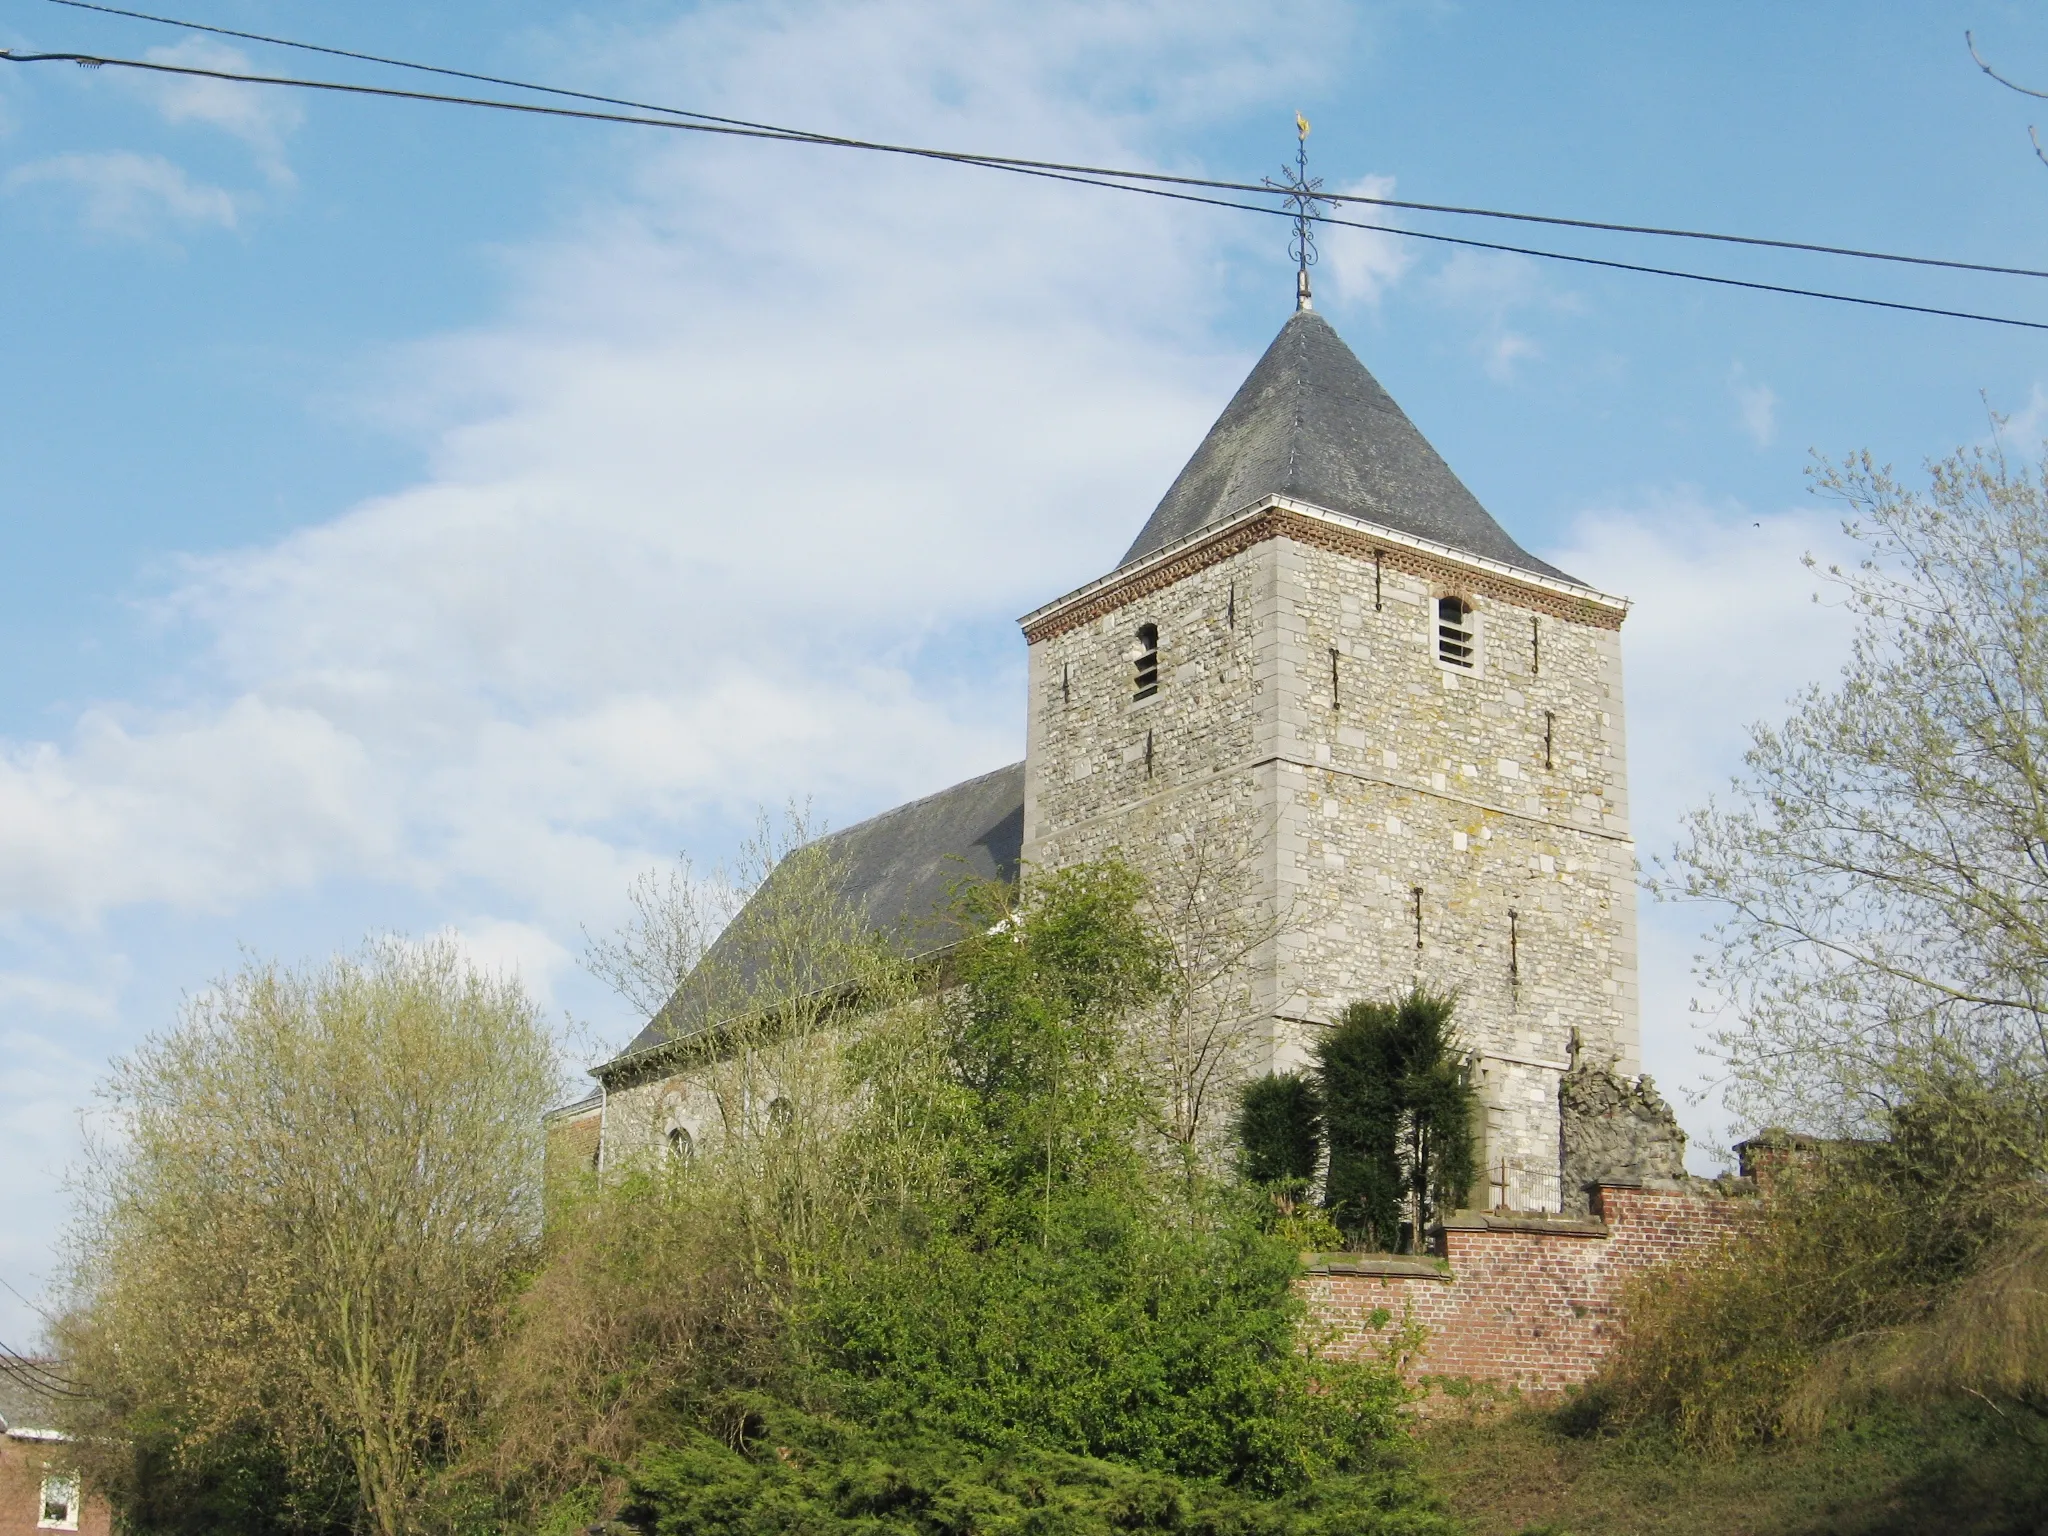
[39, 1477, 78, 1532]
[1134, 623, 1159, 700]
[1374, 549, 1384, 611]
[1227, 581, 1236, 630]
[1412, 886, 1425, 952]
[1330, 647, 1341, 711]
[1144, 729, 1154, 779]
[1508, 909, 1520, 992]
[1061, 661, 1070, 706]
[666, 1125, 693, 1162]
[1544, 710, 1555, 770]
[1530, 615, 1542, 675]
[1437, 597, 1475, 669]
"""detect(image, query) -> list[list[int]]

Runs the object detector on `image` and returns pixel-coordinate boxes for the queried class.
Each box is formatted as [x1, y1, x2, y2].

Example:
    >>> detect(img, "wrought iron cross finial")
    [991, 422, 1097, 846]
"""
[1264, 112, 1326, 311]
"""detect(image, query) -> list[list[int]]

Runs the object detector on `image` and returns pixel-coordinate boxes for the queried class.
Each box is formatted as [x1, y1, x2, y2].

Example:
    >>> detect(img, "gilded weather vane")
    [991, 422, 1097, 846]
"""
[1264, 112, 1328, 311]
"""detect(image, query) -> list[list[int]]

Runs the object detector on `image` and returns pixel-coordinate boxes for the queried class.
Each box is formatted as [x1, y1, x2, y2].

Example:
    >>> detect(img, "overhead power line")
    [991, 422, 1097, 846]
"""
[3, 45, 2046, 333]
[0, 1341, 86, 1398]
[29, 0, 2048, 286]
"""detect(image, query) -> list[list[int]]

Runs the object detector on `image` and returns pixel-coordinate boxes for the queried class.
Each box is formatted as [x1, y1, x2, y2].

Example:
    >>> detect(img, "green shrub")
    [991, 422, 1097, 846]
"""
[1234, 1073, 1324, 1186]
[1589, 1081, 2048, 1452]
[1317, 991, 1476, 1251]
[619, 1401, 1455, 1536]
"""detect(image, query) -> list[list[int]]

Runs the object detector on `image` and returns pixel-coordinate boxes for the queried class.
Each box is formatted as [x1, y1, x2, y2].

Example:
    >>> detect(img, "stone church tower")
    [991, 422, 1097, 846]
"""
[1018, 308, 1637, 1212]
[580, 303, 1638, 1215]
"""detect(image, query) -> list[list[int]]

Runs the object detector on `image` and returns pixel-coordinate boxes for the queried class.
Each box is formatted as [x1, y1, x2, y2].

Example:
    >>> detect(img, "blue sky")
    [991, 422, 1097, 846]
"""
[3, 0, 2047, 1338]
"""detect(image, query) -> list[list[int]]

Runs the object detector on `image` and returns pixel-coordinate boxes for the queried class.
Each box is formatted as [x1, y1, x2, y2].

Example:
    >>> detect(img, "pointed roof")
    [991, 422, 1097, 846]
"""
[1119, 310, 1575, 583]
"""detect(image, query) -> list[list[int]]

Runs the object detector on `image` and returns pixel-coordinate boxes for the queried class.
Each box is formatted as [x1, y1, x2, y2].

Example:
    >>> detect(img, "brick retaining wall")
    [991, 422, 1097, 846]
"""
[1303, 1182, 1752, 1395]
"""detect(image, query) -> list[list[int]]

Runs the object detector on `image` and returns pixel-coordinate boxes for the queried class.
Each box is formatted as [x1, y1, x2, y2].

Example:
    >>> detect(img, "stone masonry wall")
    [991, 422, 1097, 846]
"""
[1303, 1184, 1751, 1397]
[1023, 526, 1638, 1209]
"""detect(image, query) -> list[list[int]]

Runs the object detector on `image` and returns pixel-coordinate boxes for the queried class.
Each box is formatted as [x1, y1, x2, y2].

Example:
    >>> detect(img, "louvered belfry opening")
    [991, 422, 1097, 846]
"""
[1437, 596, 1476, 669]
[1134, 623, 1160, 699]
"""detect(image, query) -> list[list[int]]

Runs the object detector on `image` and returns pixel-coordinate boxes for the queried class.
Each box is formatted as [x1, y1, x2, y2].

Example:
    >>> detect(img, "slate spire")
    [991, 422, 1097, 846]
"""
[1118, 310, 1575, 584]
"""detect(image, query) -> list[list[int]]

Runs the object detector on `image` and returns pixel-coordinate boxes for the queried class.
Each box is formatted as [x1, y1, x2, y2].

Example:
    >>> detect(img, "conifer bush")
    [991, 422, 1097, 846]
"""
[1315, 991, 1476, 1252]
[1233, 1072, 1324, 1186]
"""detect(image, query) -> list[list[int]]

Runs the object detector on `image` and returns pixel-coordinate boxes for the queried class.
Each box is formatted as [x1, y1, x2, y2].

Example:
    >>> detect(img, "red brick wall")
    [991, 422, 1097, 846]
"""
[1304, 1183, 1752, 1396]
[0, 1438, 109, 1536]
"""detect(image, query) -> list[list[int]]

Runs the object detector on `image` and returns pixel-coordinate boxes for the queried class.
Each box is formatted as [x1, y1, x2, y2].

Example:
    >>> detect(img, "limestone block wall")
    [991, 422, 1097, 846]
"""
[1303, 1184, 1752, 1397]
[1024, 542, 1288, 1036]
[602, 1068, 726, 1168]
[1023, 525, 1638, 1208]
[1024, 540, 1277, 860]
[1265, 539, 1637, 1072]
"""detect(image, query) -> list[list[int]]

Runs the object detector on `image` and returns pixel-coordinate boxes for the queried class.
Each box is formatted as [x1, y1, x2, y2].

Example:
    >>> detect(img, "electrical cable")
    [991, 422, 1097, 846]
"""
[26, 0, 2048, 285]
[2, 46, 2046, 333]
[0, 1342, 86, 1397]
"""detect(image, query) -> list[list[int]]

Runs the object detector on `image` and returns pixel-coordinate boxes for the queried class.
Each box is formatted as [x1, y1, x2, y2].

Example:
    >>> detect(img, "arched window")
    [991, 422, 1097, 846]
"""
[665, 1125, 693, 1162]
[1437, 597, 1476, 669]
[1134, 623, 1160, 700]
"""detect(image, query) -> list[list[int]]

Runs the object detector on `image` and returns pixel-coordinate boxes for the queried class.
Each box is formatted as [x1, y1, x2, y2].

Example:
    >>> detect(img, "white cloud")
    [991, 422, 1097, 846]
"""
[1548, 493, 1858, 1165]
[1729, 362, 1778, 447]
[6, 150, 236, 236]
[0, 0, 1356, 1336]
[1319, 174, 1414, 306]
[1990, 382, 2048, 455]
[1485, 330, 1539, 382]
[135, 40, 303, 184]
[0, 0, 1332, 938]
[428, 919, 575, 1009]
[1427, 248, 1576, 383]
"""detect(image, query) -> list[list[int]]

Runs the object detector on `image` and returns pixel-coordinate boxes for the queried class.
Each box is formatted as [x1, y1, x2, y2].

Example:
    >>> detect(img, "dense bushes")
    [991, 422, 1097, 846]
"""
[1584, 1081, 2048, 1453]
[1233, 990, 1477, 1253]
[615, 1402, 1449, 1536]
[509, 863, 1443, 1533]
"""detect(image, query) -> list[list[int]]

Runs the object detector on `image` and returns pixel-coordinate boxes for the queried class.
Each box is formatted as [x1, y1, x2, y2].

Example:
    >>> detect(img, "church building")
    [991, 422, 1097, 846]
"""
[572, 295, 1639, 1217]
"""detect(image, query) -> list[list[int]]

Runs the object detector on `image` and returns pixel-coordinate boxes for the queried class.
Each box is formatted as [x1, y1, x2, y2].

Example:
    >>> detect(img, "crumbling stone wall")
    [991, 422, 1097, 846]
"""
[1557, 1065, 1688, 1215]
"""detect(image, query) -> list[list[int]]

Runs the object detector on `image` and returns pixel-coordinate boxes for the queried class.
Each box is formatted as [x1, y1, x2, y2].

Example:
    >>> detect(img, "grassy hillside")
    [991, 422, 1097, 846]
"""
[1417, 1398, 2048, 1536]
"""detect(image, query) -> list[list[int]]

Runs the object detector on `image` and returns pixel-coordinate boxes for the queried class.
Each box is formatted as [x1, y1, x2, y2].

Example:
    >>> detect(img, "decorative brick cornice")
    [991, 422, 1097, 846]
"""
[1020, 497, 1628, 643]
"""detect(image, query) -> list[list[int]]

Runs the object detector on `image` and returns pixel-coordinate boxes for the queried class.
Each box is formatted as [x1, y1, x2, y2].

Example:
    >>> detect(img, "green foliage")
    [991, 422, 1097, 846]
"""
[1317, 990, 1477, 1251]
[108, 1417, 354, 1536]
[61, 938, 562, 1536]
[1588, 1080, 2048, 1453]
[801, 867, 1409, 1493]
[503, 858, 1434, 1532]
[1233, 1073, 1323, 1186]
[619, 1401, 1454, 1536]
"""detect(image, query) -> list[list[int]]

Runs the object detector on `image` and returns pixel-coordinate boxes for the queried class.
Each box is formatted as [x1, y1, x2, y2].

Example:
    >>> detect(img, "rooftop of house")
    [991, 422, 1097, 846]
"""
[0, 1361, 67, 1437]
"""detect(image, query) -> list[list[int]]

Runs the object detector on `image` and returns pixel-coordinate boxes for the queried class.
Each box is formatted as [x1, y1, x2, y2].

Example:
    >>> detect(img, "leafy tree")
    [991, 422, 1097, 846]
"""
[1234, 1072, 1324, 1186]
[1665, 443, 2048, 1139]
[801, 865, 1406, 1492]
[510, 858, 1429, 1529]
[1317, 990, 1477, 1252]
[61, 940, 561, 1536]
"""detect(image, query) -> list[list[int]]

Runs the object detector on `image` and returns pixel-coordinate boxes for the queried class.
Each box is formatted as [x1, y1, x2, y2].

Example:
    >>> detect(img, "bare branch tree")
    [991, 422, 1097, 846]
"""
[1659, 438, 2048, 1135]
[1130, 813, 1293, 1160]
[1966, 30, 2048, 168]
